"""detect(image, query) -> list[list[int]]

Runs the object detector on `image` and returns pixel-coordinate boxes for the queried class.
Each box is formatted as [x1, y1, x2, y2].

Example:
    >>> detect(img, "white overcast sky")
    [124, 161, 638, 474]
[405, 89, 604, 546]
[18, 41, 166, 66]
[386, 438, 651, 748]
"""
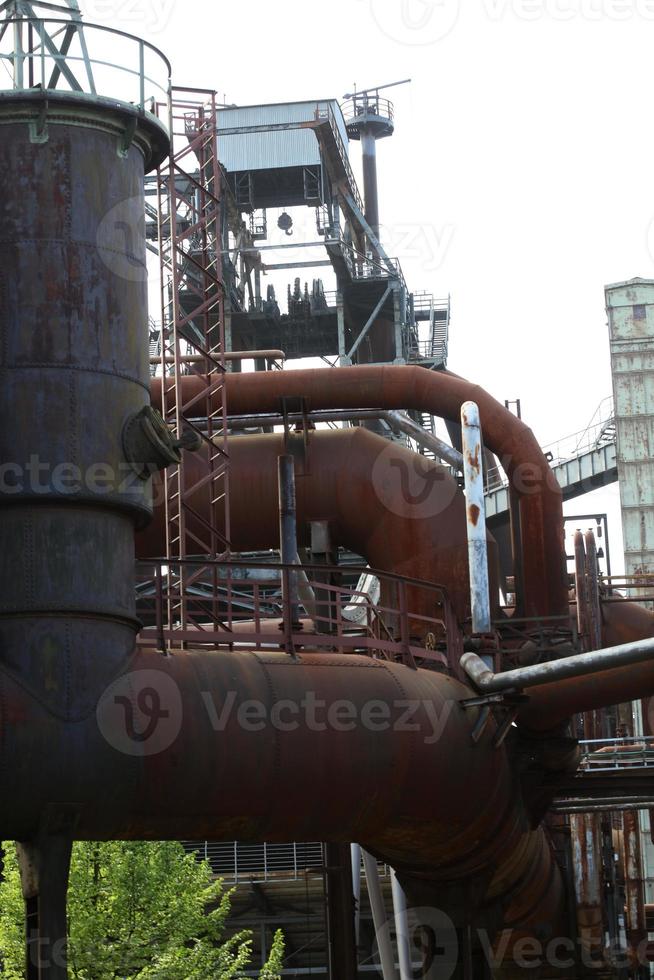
[83, 0, 649, 572]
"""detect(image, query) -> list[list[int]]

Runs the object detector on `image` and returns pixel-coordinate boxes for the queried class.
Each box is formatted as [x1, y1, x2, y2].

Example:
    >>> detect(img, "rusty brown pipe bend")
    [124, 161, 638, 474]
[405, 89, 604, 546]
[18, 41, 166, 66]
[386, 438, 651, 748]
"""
[0, 645, 561, 940]
[151, 366, 568, 619]
[522, 601, 654, 731]
[137, 427, 482, 624]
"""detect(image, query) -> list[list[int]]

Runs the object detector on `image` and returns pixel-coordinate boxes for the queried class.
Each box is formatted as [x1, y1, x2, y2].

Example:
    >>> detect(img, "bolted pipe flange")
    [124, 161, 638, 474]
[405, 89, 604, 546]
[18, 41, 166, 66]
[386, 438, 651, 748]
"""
[123, 406, 201, 480]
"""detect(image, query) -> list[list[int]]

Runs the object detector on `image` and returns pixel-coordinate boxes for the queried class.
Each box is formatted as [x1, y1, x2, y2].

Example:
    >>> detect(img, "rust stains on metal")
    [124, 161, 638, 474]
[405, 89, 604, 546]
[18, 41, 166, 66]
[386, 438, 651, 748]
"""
[468, 503, 481, 527]
[137, 428, 487, 626]
[153, 365, 568, 620]
[466, 445, 481, 473]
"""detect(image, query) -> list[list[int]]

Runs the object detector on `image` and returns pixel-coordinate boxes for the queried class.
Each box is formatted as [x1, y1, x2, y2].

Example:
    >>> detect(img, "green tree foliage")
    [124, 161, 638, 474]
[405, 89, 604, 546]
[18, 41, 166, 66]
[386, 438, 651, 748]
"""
[0, 841, 284, 980]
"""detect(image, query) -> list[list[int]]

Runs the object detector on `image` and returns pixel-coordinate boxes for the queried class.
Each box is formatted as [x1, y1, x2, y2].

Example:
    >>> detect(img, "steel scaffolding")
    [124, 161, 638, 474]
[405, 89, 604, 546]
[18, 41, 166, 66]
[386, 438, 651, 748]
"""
[156, 88, 230, 638]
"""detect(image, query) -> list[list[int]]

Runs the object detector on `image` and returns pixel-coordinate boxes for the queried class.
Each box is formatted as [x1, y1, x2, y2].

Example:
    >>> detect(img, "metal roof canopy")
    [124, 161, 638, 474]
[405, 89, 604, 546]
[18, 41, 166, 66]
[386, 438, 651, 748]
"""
[216, 99, 349, 174]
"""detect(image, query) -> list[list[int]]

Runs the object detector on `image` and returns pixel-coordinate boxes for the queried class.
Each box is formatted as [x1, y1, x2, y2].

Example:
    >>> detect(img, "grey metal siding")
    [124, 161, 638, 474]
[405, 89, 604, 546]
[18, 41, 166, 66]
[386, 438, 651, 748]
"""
[217, 99, 349, 173]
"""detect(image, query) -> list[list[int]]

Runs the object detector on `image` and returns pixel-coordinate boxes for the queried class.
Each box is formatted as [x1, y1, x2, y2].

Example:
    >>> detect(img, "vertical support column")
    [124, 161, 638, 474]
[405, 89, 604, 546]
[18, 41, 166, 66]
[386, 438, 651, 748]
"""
[361, 127, 380, 242]
[362, 849, 397, 980]
[310, 521, 337, 634]
[323, 843, 358, 980]
[461, 401, 491, 634]
[351, 844, 362, 949]
[570, 813, 604, 967]
[337, 290, 350, 366]
[390, 869, 412, 980]
[254, 267, 262, 312]
[278, 454, 300, 628]
[17, 829, 73, 980]
[393, 284, 405, 365]
[623, 810, 648, 970]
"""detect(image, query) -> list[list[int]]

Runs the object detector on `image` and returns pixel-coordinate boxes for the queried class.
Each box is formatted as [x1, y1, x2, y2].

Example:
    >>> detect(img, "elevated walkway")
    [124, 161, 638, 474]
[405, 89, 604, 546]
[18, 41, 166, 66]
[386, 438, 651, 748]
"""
[485, 398, 618, 520]
[551, 737, 654, 812]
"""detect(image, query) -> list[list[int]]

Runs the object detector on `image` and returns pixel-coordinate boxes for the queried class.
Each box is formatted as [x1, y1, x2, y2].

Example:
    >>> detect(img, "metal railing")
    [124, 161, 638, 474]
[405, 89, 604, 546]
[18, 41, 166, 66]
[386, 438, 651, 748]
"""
[407, 339, 446, 362]
[483, 395, 616, 492]
[341, 95, 395, 125]
[313, 105, 365, 217]
[135, 558, 457, 669]
[0, 18, 171, 115]
[544, 396, 615, 465]
[335, 238, 405, 285]
[578, 737, 654, 772]
[182, 841, 325, 882]
[182, 840, 393, 885]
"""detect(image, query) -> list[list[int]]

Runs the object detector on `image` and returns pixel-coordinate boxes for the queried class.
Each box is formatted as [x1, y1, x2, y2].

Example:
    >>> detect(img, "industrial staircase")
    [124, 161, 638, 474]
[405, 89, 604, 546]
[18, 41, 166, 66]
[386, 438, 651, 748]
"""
[408, 292, 450, 367]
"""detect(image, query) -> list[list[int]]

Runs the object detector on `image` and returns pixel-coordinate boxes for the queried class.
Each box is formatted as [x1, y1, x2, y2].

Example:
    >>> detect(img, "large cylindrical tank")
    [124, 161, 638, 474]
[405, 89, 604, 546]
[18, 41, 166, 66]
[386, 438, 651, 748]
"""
[0, 91, 168, 715]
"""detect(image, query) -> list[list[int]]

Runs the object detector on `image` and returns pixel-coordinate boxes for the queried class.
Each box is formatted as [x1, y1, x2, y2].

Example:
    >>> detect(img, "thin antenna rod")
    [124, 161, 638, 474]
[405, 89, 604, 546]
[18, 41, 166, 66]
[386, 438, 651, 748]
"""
[343, 78, 411, 100]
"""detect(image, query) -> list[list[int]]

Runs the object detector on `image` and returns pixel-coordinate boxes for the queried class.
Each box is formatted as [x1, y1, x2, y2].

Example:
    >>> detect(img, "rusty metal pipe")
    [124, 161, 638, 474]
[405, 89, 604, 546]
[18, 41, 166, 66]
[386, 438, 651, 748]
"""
[137, 428, 482, 625]
[222, 409, 464, 470]
[462, 637, 654, 693]
[151, 349, 285, 364]
[461, 604, 654, 731]
[0, 645, 564, 945]
[152, 366, 567, 619]
[278, 455, 300, 627]
[461, 401, 491, 634]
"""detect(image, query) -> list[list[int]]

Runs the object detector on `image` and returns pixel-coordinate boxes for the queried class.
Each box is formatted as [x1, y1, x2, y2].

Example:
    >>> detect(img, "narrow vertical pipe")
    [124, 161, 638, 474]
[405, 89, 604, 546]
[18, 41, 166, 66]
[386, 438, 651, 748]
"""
[461, 401, 491, 634]
[323, 843, 358, 980]
[278, 455, 300, 625]
[351, 844, 362, 948]
[623, 809, 647, 961]
[362, 849, 397, 980]
[390, 868, 412, 980]
[17, 835, 73, 980]
[361, 127, 380, 241]
[508, 485, 525, 615]
[570, 812, 604, 963]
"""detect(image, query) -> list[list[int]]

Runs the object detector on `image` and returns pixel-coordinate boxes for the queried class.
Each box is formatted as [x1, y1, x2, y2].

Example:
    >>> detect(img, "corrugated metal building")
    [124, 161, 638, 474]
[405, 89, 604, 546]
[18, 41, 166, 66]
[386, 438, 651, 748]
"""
[217, 99, 348, 173]
[605, 277, 654, 581]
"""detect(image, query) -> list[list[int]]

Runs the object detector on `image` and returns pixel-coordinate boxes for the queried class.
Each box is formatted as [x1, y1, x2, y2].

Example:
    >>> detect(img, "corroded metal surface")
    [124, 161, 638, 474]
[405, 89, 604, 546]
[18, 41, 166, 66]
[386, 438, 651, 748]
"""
[570, 813, 604, 961]
[461, 400, 491, 634]
[137, 427, 481, 626]
[153, 364, 569, 620]
[0, 97, 165, 715]
[0, 642, 564, 946]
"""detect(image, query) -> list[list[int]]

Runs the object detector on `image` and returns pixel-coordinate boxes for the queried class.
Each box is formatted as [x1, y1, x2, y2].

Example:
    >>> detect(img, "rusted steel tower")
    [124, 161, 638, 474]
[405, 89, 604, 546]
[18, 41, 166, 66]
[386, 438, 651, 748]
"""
[0, 6, 170, 975]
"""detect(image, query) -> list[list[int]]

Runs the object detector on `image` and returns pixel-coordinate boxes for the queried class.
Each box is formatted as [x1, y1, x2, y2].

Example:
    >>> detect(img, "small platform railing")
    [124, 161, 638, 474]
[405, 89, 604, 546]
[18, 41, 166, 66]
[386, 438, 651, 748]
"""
[578, 737, 654, 772]
[0, 17, 170, 116]
[136, 558, 458, 670]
